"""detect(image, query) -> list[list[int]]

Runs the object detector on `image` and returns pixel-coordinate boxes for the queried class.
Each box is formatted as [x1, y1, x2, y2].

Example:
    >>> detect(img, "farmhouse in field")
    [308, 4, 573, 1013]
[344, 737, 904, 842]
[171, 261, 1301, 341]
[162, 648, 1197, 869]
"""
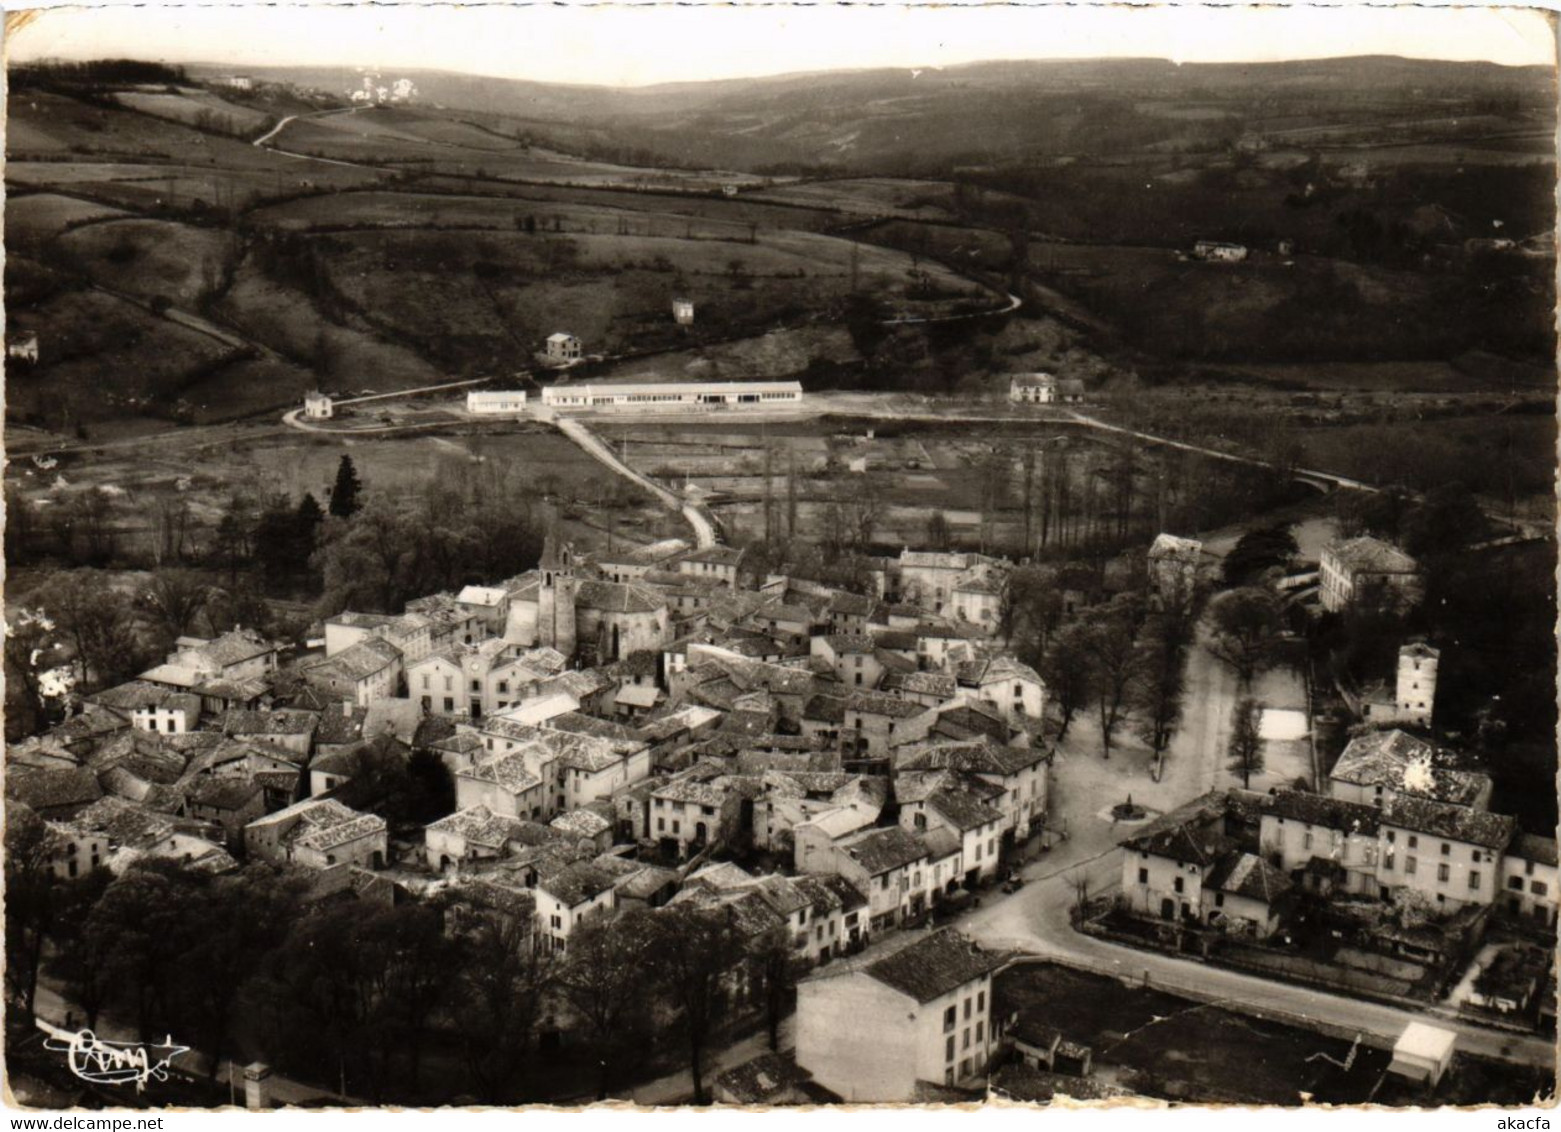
[224, 75, 255, 90]
[1008, 373, 1084, 404]
[673, 298, 695, 325]
[545, 333, 583, 361]
[1193, 240, 1249, 262]
[541, 381, 803, 411]
[303, 391, 333, 420]
[466, 390, 529, 415]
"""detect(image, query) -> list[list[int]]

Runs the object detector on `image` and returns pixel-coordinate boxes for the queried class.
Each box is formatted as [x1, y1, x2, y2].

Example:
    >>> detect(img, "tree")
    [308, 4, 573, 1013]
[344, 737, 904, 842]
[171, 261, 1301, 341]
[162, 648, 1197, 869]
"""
[447, 905, 555, 1103]
[1227, 696, 1265, 788]
[751, 927, 805, 1052]
[5, 607, 62, 739]
[141, 569, 213, 642]
[37, 570, 147, 692]
[295, 492, 325, 557]
[1041, 622, 1094, 744]
[1400, 482, 1487, 561]
[212, 494, 256, 585]
[1222, 524, 1299, 588]
[647, 903, 747, 1104]
[329, 455, 363, 519]
[555, 909, 660, 1100]
[5, 807, 65, 1024]
[1132, 627, 1186, 760]
[1207, 587, 1284, 688]
[1080, 598, 1145, 759]
[925, 509, 952, 551]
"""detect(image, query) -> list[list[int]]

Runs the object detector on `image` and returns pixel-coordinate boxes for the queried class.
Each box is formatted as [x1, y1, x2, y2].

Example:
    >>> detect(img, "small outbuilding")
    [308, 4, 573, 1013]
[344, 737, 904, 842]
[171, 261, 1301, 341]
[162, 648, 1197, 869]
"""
[1387, 1022, 1455, 1088]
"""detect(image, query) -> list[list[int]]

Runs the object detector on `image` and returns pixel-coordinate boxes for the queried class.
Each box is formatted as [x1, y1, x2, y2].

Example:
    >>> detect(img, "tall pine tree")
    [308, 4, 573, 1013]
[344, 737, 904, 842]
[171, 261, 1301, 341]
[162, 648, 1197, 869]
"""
[329, 456, 362, 519]
[295, 493, 324, 550]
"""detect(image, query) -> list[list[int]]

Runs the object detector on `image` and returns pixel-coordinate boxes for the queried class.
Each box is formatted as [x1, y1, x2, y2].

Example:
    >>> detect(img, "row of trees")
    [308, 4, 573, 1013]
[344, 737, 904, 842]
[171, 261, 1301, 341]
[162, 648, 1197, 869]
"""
[7, 822, 798, 1106]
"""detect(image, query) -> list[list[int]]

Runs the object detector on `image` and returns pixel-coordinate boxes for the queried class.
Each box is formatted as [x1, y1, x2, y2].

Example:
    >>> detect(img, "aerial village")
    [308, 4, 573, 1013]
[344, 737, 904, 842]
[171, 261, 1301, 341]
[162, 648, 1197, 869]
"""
[8, 470, 1554, 1104]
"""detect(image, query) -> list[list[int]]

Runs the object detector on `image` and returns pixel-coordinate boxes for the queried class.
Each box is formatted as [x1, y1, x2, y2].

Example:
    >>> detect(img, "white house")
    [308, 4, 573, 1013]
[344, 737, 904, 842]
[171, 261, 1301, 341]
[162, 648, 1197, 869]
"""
[673, 298, 695, 325]
[545, 333, 582, 361]
[535, 861, 617, 954]
[303, 391, 333, 419]
[796, 929, 1004, 1101]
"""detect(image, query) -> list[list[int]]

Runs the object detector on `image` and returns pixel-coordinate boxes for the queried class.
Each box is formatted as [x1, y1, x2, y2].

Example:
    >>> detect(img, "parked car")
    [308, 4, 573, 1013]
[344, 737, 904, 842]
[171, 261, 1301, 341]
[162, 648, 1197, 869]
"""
[1001, 875, 1025, 894]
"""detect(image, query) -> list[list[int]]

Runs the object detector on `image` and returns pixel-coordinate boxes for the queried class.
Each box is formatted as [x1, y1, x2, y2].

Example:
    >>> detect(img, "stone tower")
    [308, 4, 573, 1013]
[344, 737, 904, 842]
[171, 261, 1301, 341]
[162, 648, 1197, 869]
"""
[1396, 641, 1439, 727]
[537, 535, 577, 659]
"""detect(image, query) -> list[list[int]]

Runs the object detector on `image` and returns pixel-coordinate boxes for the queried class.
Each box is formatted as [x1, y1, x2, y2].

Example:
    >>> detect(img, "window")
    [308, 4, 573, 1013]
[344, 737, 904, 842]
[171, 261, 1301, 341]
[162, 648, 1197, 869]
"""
[944, 1006, 956, 1032]
[1532, 881, 1548, 896]
[1173, 877, 1184, 894]
[551, 915, 562, 930]
[1408, 835, 1417, 849]
[422, 674, 430, 689]
[1469, 871, 1481, 891]
[444, 675, 453, 692]
[1214, 892, 1225, 907]
[976, 1021, 984, 1043]
[657, 818, 665, 833]
[1471, 849, 1481, 863]
[1138, 868, 1149, 885]
[964, 998, 972, 1021]
[959, 1058, 971, 1079]
[1386, 831, 1395, 844]
[1303, 831, 1313, 851]
[962, 1029, 971, 1050]
[1509, 876, 1525, 890]
[1406, 857, 1417, 876]
[1440, 842, 1450, 857]
[977, 990, 985, 1012]
[946, 1036, 955, 1061]
[1437, 863, 1450, 883]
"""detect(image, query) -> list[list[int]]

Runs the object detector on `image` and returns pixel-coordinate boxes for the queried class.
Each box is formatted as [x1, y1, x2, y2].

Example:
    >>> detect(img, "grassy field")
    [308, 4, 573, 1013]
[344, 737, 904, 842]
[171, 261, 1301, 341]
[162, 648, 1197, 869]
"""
[7, 289, 245, 428]
[112, 87, 274, 136]
[1283, 410, 1557, 502]
[55, 218, 242, 307]
[6, 192, 130, 253]
[213, 259, 442, 392]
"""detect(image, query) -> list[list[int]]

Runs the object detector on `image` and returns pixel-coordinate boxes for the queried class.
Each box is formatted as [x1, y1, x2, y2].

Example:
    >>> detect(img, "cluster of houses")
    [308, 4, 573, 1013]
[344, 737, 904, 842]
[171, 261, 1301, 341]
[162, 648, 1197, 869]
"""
[7, 534, 1056, 1062]
[1116, 725, 1556, 966]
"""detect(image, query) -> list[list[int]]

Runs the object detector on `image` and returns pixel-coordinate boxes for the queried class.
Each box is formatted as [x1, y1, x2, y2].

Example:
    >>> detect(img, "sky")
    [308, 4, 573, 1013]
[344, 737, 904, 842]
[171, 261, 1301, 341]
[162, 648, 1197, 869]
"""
[7, 3, 1556, 86]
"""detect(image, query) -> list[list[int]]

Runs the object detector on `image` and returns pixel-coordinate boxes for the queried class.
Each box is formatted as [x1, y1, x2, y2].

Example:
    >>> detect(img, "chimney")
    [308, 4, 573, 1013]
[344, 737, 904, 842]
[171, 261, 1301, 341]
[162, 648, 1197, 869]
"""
[243, 1062, 272, 1110]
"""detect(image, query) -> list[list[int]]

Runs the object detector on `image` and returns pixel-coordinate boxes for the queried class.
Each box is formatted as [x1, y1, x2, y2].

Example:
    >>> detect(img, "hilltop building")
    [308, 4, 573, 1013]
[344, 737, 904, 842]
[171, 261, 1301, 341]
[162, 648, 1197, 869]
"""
[545, 333, 583, 361]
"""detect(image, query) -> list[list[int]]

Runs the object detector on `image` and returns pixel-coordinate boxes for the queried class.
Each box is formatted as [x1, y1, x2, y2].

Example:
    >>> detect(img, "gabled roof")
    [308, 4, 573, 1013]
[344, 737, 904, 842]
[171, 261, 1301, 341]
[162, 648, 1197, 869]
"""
[896, 736, 1047, 777]
[1381, 795, 1517, 851]
[838, 825, 928, 875]
[1324, 536, 1418, 577]
[305, 637, 403, 682]
[576, 580, 666, 615]
[7, 766, 104, 812]
[1208, 852, 1292, 903]
[714, 1052, 808, 1104]
[1261, 790, 1380, 836]
[864, 929, 1004, 1003]
[538, 861, 616, 906]
[222, 708, 320, 737]
[187, 776, 264, 811]
[845, 690, 925, 719]
[1330, 729, 1489, 806]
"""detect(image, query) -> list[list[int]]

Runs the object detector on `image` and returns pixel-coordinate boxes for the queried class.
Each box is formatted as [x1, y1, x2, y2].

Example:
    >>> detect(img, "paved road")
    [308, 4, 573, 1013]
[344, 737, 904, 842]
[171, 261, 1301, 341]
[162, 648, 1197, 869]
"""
[555, 416, 719, 549]
[629, 1019, 794, 1105]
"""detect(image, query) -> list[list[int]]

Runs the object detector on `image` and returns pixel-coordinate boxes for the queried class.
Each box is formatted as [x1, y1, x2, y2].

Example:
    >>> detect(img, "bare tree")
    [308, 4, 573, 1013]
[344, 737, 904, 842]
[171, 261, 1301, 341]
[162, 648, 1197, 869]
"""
[1227, 696, 1265, 789]
[1081, 597, 1145, 759]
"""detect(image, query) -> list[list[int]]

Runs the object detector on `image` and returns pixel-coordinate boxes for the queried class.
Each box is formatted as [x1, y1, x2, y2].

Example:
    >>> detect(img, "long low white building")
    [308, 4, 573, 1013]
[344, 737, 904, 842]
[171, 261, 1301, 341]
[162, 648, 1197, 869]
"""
[467, 391, 529, 414]
[541, 381, 803, 410]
